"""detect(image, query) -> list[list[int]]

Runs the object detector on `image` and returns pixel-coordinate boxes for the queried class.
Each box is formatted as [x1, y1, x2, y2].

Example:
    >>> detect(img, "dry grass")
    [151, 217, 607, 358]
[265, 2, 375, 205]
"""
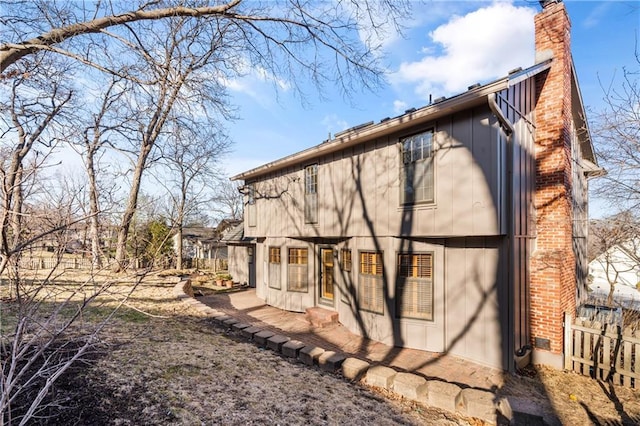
[2, 270, 640, 425]
[1, 271, 472, 425]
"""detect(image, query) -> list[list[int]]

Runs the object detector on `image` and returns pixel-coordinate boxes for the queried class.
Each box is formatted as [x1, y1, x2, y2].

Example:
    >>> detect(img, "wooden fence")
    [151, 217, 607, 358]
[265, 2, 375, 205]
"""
[19, 257, 94, 270]
[564, 312, 640, 388]
[182, 258, 227, 272]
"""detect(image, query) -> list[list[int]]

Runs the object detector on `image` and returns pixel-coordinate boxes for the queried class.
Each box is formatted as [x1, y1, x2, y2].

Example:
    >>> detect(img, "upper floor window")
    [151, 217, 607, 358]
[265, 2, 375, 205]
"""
[401, 130, 434, 204]
[304, 164, 318, 223]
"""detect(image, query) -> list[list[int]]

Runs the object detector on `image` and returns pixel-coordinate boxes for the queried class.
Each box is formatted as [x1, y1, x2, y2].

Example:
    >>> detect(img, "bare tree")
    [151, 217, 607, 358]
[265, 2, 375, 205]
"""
[108, 14, 234, 271]
[0, 56, 73, 287]
[1, 1, 407, 96]
[213, 178, 244, 222]
[67, 76, 131, 268]
[2, 1, 411, 272]
[155, 120, 231, 270]
[592, 54, 640, 211]
[0, 1, 411, 421]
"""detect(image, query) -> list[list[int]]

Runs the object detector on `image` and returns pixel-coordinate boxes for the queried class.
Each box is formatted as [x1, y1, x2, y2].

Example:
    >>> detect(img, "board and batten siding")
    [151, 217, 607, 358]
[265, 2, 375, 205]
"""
[445, 237, 507, 369]
[245, 103, 506, 241]
[227, 245, 249, 286]
[495, 76, 538, 360]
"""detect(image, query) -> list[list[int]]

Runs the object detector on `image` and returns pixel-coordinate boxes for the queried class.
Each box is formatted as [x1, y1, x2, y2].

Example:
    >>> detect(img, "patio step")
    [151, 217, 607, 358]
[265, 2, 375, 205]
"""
[305, 307, 338, 328]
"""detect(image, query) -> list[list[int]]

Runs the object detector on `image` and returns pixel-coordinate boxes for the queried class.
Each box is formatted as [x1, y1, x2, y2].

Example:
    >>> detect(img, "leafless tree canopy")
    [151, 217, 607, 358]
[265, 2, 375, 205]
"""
[592, 54, 640, 212]
[1, 1, 411, 422]
[1, 0, 409, 96]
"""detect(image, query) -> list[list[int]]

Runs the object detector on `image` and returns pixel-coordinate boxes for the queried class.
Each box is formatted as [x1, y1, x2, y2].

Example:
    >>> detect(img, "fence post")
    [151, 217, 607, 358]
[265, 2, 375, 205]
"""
[564, 312, 572, 370]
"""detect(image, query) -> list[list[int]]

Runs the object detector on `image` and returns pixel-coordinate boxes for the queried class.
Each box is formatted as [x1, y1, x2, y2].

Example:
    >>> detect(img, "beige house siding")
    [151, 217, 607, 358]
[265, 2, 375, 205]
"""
[240, 102, 521, 368]
[246, 105, 504, 241]
[445, 237, 507, 368]
[227, 245, 249, 286]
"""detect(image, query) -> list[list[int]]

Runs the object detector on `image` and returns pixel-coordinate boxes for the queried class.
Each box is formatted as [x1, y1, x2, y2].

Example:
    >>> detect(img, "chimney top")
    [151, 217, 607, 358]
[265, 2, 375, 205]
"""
[539, 0, 562, 9]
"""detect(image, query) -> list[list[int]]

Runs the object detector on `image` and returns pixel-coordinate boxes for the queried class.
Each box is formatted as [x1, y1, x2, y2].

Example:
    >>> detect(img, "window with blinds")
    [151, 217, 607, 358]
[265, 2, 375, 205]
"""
[268, 247, 281, 289]
[358, 251, 384, 314]
[341, 249, 352, 272]
[396, 253, 434, 320]
[287, 247, 308, 292]
[400, 130, 435, 204]
[269, 247, 281, 264]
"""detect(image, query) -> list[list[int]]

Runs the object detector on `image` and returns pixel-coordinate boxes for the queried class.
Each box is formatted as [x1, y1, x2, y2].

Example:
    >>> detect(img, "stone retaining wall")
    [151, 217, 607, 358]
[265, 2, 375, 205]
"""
[173, 279, 543, 425]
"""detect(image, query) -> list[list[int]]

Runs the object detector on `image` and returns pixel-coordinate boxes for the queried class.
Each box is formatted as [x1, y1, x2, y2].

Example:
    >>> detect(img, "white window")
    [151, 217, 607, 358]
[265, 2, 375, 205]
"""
[304, 164, 318, 223]
[401, 130, 434, 204]
[247, 184, 256, 227]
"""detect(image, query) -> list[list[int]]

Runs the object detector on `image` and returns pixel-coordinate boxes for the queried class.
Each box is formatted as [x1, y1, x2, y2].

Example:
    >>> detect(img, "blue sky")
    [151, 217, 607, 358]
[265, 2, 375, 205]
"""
[223, 0, 639, 189]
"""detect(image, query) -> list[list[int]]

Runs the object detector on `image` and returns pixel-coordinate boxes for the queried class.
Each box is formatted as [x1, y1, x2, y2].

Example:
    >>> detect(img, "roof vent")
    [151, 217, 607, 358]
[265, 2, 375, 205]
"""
[508, 67, 523, 75]
[404, 107, 416, 114]
[467, 83, 481, 90]
[433, 96, 446, 104]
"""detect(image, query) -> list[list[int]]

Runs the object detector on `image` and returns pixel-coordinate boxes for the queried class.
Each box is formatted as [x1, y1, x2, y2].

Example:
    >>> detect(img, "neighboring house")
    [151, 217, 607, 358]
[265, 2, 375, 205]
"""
[174, 220, 242, 263]
[174, 227, 219, 260]
[229, 2, 601, 371]
[588, 240, 640, 308]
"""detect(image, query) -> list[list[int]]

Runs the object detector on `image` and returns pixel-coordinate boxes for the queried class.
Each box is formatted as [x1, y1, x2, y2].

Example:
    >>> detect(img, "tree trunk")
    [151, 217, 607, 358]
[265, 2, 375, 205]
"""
[86, 151, 103, 268]
[112, 143, 152, 272]
[176, 226, 183, 270]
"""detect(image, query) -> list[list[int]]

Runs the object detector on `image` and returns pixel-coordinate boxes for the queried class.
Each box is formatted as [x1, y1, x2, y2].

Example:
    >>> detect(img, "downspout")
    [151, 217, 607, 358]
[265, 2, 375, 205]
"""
[488, 93, 514, 136]
[488, 93, 531, 370]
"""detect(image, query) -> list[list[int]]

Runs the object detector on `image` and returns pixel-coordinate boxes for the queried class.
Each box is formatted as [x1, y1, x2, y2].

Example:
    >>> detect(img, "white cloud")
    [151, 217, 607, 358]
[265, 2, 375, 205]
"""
[220, 60, 291, 107]
[582, 2, 610, 29]
[393, 100, 408, 114]
[392, 2, 536, 100]
[321, 113, 349, 137]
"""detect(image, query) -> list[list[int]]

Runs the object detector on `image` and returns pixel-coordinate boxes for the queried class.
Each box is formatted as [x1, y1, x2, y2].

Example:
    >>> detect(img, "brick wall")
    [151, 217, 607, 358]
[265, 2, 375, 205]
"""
[530, 1, 576, 362]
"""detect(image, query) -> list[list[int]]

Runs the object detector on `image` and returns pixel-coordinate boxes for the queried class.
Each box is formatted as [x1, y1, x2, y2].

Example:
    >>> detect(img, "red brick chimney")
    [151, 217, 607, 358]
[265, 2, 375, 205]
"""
[530, 0, 575, 368]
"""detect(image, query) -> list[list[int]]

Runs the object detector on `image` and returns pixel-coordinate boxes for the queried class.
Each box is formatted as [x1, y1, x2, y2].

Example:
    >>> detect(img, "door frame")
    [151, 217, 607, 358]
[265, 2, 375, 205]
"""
[318, 246, 335, 307]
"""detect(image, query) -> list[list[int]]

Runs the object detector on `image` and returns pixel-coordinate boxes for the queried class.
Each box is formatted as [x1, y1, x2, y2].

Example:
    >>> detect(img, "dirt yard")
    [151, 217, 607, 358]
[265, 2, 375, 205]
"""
[2, 271, 640, 425]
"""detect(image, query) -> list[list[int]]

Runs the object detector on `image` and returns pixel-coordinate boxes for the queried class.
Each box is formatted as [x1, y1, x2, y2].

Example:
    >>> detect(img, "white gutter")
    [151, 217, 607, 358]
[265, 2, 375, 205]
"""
[231, 60, 554, 182]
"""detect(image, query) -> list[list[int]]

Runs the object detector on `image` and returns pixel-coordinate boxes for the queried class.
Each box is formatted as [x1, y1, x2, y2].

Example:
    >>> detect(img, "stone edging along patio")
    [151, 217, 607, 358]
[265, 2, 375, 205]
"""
[173, 280, 534, 425]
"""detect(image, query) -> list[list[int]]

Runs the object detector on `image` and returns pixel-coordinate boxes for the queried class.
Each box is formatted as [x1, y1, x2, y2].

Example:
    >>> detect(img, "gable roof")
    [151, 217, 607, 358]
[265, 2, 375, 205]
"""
[181, 227, 217, 242]
[221, 221, 255, 244]
[232, 58, 599, 183]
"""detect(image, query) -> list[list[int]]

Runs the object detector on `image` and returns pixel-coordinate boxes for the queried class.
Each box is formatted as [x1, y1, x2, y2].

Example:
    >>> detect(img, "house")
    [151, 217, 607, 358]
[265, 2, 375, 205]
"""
[174, 226, 218, 260]
[588, 239, 640, 309]
[174, 219, 241, 267]
[228, 1, 601, 371]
